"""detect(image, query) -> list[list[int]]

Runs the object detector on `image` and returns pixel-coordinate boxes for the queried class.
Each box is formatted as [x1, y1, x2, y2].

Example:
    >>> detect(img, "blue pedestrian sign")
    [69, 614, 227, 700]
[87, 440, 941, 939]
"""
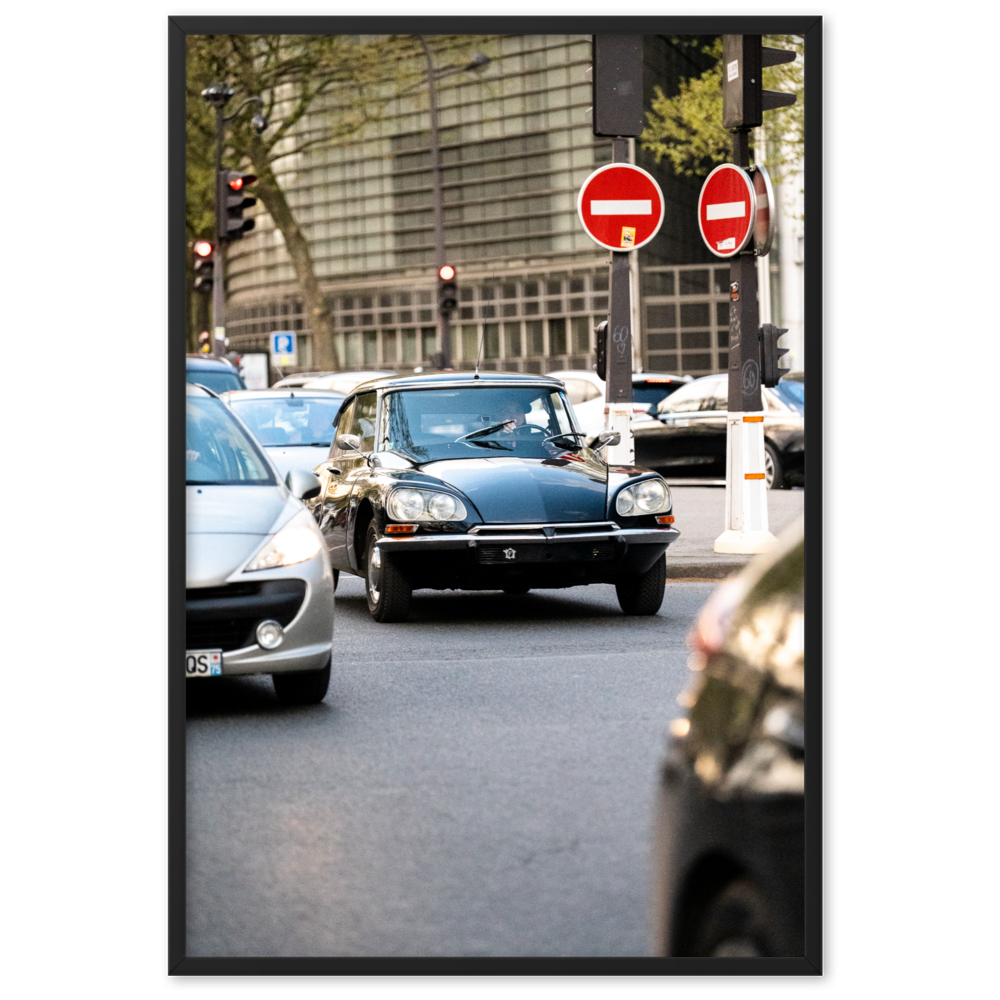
[269, 330, 297, 367]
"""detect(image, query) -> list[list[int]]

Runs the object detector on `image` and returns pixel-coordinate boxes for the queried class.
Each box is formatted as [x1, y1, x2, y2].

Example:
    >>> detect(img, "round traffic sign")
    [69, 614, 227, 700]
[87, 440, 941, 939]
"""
[577, 163, 665, 252]
[751, 163, 775, 256]
[697, 163, 757, 258]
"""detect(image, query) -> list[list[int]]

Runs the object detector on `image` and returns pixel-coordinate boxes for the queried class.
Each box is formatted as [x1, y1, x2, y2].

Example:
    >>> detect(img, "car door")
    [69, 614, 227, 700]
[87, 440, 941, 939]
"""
[340, 391, 379, 572]
[636, 379, 717, 476]
[314, 397, 357, 570]
[689, 377, 729, 475]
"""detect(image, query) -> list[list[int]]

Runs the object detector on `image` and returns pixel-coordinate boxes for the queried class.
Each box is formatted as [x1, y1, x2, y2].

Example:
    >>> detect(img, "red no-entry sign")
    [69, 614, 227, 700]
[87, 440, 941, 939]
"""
[697, 163, 757, 258]
[577, 163, 665, 251]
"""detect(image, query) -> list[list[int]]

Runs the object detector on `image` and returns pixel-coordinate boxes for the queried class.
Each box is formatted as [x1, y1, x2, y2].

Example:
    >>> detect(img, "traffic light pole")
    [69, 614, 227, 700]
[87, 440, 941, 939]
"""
[715, 129, 775, 553]
[211, 104, 227, 359]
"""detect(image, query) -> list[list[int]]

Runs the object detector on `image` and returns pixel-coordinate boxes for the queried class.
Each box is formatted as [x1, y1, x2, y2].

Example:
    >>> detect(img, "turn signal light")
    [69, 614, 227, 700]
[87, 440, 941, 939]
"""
[386, 524, 418, 534]
[656, 515, 675, 524]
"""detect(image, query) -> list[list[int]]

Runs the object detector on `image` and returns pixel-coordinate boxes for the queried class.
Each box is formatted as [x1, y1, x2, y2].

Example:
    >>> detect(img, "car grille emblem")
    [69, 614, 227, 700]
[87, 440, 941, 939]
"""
[503, 547, 516, 560]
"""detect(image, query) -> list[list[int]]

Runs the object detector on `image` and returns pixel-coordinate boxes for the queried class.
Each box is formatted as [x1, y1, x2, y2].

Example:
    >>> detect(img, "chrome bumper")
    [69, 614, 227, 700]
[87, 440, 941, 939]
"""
[376, 526, 680, 551]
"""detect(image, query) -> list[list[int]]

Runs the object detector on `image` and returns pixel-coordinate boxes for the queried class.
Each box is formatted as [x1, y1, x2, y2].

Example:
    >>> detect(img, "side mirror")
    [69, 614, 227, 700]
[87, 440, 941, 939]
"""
[593, 430, 621, 451]
[336, 433, 361, 453]
[285, 468, 321, 500]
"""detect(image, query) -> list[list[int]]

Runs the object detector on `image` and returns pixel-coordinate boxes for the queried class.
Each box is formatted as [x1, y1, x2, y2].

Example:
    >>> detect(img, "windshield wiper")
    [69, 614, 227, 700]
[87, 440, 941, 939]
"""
[456, 421, 512, 441]
[462, 438, 513, 451]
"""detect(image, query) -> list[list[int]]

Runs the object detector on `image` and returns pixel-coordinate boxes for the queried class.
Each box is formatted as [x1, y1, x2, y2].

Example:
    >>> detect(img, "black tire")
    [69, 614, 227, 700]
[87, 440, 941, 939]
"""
[272, 658, 331, 706]
[503, 584, 530, 595]
[615, 553, 666, 615]
[764, 442, 786, 490]
[690, 879, 778, 957]
[364, 521, 412, 622]
[332, 569, 340, 592]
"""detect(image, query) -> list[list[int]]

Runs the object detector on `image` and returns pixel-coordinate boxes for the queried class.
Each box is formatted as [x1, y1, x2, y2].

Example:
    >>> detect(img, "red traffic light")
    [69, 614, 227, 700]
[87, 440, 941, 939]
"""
[228, 173, 257, 191]
[438, 264, 456, 281]
[193, 240, 214, 258]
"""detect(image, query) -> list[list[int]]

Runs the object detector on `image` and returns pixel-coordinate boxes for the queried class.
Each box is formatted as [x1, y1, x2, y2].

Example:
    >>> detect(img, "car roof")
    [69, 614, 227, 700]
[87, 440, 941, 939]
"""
[355, 370, 565, 393]
[186, 382, 214, 397]
[222, 389, 346, 401]
[186, 355, 236, 370]
[547, 369, 691, 383]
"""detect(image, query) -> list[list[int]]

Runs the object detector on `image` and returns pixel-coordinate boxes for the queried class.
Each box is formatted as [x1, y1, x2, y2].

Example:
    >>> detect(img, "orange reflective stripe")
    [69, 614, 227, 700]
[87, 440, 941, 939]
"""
[742, 415, 764, 422]
[745, 473, 765, 480]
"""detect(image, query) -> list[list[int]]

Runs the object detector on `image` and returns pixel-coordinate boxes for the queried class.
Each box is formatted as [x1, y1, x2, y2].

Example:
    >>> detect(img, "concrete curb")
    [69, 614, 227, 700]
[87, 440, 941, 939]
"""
[664, 558, 750, 580]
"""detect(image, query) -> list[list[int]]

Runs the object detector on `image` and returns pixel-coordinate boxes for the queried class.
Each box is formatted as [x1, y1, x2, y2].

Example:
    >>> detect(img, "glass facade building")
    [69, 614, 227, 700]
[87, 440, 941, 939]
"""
[225, 34, 739, 377]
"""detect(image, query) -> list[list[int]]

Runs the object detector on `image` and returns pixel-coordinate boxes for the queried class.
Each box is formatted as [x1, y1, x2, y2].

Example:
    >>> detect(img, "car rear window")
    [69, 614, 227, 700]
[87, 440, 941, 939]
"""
[186, 368, 246, 394]
[632, 378, 685, 407]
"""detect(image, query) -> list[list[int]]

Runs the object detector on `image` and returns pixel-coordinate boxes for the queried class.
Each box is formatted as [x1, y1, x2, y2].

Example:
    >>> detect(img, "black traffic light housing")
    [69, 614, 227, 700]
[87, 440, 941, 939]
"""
[438, 264, 457, 315]
[594, 320, 609, 381]
[217, 169, 257, 242]
[192, 239, 214, 293]
[722, 36, 797, 130]
[592, 35, 644, 138]
[759, 323, 791, 387]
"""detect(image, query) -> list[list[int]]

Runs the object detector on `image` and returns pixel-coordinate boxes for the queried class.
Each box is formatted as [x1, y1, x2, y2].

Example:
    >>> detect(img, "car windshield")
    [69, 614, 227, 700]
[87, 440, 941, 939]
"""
[230, 395, 345, 447]
[186, 368, 245, 393]
[381, 386, 579, 462]
[632, 379, 685, 406]
[186, 395, 276, 485]
[770, 380, 805, 414]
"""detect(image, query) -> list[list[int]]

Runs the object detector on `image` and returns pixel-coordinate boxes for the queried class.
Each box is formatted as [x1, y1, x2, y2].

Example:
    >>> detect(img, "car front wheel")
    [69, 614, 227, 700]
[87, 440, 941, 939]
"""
[364, 522, 412, 622]
[690, 879, 778, 957]
[764, 442, 786, 490]
[615, 553, 666, 615]
[272, 657, 331, 706]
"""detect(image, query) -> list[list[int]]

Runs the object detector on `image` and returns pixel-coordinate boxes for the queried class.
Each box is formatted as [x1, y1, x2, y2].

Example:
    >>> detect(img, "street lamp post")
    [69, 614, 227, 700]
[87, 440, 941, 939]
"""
[414, 40, 489, 369]
[200, 83, 268, 358]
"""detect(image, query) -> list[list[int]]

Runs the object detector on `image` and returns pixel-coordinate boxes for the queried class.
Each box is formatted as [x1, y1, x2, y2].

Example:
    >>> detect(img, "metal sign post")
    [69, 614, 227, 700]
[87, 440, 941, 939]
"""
[698, 136, 776, 554]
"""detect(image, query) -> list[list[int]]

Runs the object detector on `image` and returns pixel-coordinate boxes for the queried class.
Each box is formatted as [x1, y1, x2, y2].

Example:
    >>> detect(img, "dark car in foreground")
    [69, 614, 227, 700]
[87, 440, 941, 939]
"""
[653, 518, 805, 956]
[186, 354, 247, 394]
[634, 374, 804, 489]
[305, 372, 680, 622]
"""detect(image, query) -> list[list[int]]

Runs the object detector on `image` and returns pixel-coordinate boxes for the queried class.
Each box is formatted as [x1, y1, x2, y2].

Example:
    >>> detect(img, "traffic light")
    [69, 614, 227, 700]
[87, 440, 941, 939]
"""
[217, 169, 257, 242]
[591, 35, 644, 138]
[594, 320, 608, 381]
[192, 239, 214, 293]
[722, 36, 797, 130]
[759, 323, 791, 387]
[438, 264, 457, 315]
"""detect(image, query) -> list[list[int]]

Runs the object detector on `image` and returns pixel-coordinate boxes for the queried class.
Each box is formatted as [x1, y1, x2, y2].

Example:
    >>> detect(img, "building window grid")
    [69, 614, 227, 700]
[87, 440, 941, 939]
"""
[642, 265, 732, 378]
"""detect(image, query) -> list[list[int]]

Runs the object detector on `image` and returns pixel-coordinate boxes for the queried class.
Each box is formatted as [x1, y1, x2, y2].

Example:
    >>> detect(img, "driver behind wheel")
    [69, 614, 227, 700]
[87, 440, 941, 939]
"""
[498, 398, 529, 433]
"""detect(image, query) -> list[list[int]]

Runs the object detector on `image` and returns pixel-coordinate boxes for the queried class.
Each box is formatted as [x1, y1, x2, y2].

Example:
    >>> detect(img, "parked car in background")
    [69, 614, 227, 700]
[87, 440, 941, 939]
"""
[548, 370, 693, 439]
[634, 374, 805, 489]
[305, 371, 680, 622]
[653, 518, 805, 957]
[220, 389, 346, 480]
[186, 354, 247, 394]
[186, 383, 335, 705]
[273, 371, 336, 389]
[301, 370, 398, 394]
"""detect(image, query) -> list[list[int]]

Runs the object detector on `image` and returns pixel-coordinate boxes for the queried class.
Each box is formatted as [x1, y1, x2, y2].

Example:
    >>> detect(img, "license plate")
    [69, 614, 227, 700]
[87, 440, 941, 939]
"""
[186, 649, 222, 677]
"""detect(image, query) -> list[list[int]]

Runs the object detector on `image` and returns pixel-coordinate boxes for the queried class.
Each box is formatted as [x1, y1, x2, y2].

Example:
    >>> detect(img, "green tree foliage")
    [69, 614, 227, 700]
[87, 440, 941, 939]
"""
[186, 34, 489, 368]
[641, 36, 804, 180]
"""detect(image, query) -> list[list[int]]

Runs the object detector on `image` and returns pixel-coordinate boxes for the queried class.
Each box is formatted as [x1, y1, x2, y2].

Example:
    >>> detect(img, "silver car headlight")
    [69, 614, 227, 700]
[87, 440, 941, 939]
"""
[245, 509, 322, 571]
[615, 478, 670, 516]
[387, 487, 467, 522]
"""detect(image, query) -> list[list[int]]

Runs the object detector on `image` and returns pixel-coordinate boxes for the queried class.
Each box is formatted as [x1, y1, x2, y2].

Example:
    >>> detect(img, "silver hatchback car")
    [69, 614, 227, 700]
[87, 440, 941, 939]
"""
[186, 383, 335, 705]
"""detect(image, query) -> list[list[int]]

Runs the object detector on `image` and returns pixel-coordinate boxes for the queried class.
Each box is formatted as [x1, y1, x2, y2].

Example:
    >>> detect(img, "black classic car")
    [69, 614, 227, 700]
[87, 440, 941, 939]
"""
[305, 372, 680, 622]
[633, 374, 805, 489]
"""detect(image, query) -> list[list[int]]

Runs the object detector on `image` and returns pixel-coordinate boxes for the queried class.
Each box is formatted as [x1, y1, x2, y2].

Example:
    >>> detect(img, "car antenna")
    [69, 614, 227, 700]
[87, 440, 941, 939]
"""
[474, 270, 497, 381]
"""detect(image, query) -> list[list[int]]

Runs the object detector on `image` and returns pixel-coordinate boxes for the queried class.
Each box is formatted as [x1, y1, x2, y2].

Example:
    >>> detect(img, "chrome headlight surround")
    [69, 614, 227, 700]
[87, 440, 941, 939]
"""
[387, 487, 468, 522]
[615, 477, 671, 517]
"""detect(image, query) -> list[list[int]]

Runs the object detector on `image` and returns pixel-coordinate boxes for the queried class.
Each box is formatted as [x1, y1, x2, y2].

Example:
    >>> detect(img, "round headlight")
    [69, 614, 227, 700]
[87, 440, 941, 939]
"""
[389, 488, 425, 521]
[635, 479, 667, 512]
[427, 492, 457, 520]
[256, 620, 284, 650]
[616, 490, 635, 516]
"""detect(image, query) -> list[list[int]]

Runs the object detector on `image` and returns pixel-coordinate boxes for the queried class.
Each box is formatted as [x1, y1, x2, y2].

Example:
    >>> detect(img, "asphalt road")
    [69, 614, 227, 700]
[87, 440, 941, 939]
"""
[186, 575, 718, 958]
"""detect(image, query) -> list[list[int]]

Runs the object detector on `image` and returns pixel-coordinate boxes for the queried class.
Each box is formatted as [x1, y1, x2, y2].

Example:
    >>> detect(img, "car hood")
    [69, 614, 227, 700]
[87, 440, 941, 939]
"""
[186, 485, 300, 587]
[420, 454, 607, 523]
[263, 445, 330, 480]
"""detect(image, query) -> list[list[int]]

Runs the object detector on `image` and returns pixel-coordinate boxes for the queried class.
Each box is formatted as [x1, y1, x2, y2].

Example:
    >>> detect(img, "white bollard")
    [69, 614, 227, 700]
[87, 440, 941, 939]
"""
[714, 412, 777, 554]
